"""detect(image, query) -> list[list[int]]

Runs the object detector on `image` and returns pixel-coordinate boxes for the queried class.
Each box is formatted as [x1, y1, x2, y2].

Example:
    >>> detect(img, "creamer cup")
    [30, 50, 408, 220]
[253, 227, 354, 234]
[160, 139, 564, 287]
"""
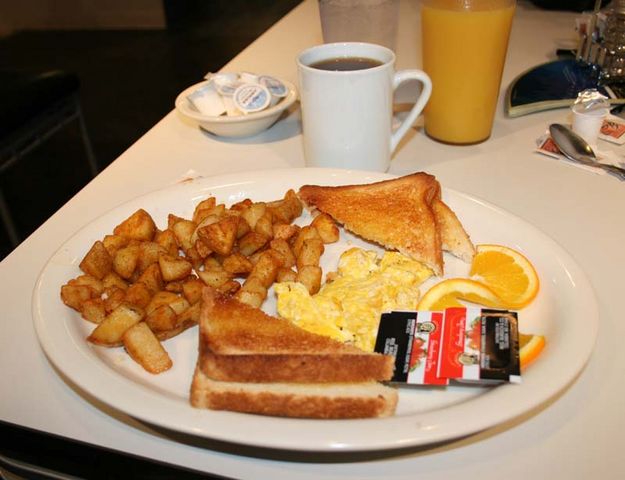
[233, 83, 271, 114]
[186, 83, 226, 116]
[259, 75, 288, 107]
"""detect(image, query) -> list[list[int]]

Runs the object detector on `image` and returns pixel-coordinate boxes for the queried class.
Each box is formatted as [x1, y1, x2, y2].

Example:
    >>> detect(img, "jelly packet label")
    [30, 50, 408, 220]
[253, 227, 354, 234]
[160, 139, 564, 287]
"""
[374, 307, 521, 386]
[438, 308, 520, 384]
[374, 311, 447, 386]
[599, 116, 625, 145]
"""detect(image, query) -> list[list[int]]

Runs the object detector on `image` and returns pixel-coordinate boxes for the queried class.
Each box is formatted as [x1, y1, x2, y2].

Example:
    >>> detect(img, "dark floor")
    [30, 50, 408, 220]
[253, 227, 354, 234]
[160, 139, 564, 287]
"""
[0, 0, 301, 259]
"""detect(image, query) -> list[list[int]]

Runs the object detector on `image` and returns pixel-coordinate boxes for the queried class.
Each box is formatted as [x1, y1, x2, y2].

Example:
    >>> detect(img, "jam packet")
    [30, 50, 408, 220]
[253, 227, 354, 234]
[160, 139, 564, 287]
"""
[374, 310, 447, 386]
[374, 307, 521, 386]
[599, 115, 625, 145]
[438, 307, 520, 384]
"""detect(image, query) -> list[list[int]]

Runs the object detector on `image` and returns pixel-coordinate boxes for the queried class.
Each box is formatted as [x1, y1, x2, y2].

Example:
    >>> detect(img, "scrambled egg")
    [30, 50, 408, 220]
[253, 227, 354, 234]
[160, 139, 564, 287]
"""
[274, 248, 432, 352]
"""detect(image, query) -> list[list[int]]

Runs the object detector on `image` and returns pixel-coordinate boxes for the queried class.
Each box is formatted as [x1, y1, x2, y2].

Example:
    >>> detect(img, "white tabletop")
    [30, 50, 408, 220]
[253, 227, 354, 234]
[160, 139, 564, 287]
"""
[2, 1, 624, 478]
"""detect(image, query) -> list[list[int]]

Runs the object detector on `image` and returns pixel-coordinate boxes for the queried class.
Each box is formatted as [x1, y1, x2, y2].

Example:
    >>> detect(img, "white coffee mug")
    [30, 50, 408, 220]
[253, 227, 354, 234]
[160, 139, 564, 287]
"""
[297, 42, 431, 172]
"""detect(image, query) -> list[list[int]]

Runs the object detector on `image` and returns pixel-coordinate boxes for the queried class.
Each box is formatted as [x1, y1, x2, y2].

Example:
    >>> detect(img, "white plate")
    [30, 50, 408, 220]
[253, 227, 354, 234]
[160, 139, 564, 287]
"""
[32, 168, 598, 452]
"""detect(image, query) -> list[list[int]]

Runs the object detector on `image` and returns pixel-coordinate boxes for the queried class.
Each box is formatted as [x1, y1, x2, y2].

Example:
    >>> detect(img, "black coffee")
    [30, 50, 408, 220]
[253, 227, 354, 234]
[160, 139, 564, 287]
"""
[309, 56, 384, 71]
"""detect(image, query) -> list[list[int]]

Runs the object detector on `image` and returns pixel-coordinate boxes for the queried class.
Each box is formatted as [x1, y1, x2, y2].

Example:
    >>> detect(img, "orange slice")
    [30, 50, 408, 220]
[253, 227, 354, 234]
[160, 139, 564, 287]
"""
[416, 278, 504, 311]
[470, 244, 539, 309]
[519, 333, 545, 368]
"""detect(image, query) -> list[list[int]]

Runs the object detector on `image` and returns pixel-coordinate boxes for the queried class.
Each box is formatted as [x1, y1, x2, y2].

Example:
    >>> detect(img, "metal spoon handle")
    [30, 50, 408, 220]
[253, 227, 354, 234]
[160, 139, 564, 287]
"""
[597, 162, 625, 180]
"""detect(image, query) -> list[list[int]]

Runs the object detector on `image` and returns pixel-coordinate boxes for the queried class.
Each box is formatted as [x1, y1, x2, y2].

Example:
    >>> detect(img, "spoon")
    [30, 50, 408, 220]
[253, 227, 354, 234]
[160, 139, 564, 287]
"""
[548, 123, 625, 180]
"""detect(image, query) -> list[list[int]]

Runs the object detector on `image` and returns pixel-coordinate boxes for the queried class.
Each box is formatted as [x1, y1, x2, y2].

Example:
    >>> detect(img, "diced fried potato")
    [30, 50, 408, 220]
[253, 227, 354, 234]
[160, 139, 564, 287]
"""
[284, 189, 303, 219]
[269, 239, 296, 269]
[254, 210, 274, 239]
[88, 303, 144, 346]
[230, 198, 253, 212]
[80, 298, 106, 324]
[203, 256, 222, 270]
[102, 234, 129, 257]
[113, 245, 140, 279]
[164, 281, 184, 293]
[155, 229, 178, 256]
[217, 280, 241, 295]
[273, 223, 300, 242]
[276, 267, 297, 283]
[194, 238, 212, 259]
[68, 274, 104, 296]
[233, 213, 251, 238]
[124, 282, 153, 309]
[238, 231, 269, 256]
[137, 241, 164, 273]
[122, 322, 172, 374]
[192, 197, 217, 223]
[235, 290, 264, 308]
[267, 189, 302, 221]
[197, 216, 239, 256]
[171, 219, 196, 251]
[197, 268, 232, 288]
[222, 252, 253, 275]
[102, 271, 128, 291]
[158, 253, 192, 282]
[135, 263, 163, 294]
[79, 241, 113, 280]
[176, 302, 201, 326]
[182, 277, 204, 304]
[61, 284, 94, 311]
[292, 225, 322, 258]
[249, 250, 283, 288]
[241, 202, 266, 229]
[147, 291, 190, 316]
[167, 213, 186, 230]
[113, 209, 156, 241]
[145, 304, 177, 332]
[104, 286, 126, 313]
[311, 213, 340, 244]
[236, 276, 267, 307]
[191, 214, 221, 245]
[184, 246, 203, 270]
[297, 265, 322, 295]
[296, 238, 324, 269]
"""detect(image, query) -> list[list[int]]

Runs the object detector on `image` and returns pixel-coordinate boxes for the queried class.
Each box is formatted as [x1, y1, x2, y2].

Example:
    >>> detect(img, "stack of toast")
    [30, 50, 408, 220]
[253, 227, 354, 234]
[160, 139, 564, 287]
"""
[190, 288, 398, 418]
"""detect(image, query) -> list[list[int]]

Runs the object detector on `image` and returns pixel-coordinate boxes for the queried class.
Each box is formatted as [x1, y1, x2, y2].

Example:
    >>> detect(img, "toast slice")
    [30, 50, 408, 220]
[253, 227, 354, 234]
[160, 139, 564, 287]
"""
[191, 367, 398, 419]
[432, 198, 476, 263]
[298, 173, 476, 274]
[298, 172, 444, 275]
[197, 288, 395, 383]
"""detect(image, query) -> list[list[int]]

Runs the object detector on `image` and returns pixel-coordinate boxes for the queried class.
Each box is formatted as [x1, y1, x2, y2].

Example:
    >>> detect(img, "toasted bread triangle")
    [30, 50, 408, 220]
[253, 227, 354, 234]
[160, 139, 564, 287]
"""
[298, 172, 444, 275]
[198, 288, 395, 383]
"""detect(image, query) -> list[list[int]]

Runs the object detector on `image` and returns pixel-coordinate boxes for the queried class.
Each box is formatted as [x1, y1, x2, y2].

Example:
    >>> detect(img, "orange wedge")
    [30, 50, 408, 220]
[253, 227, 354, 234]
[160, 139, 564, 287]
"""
[416, 278, 504, 311]
[470, 244, 539, 309]
[519, 333, 545, 368]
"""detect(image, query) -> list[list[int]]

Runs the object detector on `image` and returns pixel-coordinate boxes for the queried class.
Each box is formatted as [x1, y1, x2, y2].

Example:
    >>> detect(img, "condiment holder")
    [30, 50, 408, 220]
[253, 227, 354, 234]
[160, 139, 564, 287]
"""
[175, 72, 297, 138]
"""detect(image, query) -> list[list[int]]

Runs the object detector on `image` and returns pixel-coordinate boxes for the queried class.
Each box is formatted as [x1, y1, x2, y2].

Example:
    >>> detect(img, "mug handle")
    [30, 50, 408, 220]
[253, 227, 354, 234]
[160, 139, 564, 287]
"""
[390, 70, 432, 153]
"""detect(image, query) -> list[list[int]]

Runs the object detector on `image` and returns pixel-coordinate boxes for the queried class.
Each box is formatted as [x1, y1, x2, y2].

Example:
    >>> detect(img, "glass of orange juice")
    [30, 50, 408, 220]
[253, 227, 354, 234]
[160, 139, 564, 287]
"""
[421, 0, 515, 144]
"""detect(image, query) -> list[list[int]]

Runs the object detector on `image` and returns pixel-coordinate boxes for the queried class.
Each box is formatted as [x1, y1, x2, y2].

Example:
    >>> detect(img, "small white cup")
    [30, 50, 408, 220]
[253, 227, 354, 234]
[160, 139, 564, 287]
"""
[297, 42, 431, 172]
[572, 105, 609, 147]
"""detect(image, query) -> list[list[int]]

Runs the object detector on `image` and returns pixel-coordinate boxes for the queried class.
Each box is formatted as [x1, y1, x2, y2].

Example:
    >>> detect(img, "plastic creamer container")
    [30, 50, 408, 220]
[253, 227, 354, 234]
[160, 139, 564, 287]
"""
[186, 72, 288, 117]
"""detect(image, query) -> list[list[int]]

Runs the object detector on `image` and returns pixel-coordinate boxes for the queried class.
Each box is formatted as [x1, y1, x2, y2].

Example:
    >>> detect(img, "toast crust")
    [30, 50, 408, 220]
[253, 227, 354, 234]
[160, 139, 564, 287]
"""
[298, 173, 444, 275]
[199, 351, 394, 383]
[190, 367, 398, 419]
[199, 288, 395, 383]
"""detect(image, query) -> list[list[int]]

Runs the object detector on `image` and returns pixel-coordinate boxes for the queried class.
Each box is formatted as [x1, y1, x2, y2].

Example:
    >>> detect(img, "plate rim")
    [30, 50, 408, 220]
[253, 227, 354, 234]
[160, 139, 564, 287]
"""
[31, 167, 599, 452]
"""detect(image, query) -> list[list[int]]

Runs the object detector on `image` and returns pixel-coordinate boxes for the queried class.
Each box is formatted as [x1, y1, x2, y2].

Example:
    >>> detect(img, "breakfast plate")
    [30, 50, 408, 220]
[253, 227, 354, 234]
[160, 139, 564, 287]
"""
[32, 168, 598, 452]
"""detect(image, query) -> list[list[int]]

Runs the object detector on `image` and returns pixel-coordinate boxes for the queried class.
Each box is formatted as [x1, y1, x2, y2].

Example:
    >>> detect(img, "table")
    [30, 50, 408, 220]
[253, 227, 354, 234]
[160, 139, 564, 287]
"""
[2, 1, 624, 478]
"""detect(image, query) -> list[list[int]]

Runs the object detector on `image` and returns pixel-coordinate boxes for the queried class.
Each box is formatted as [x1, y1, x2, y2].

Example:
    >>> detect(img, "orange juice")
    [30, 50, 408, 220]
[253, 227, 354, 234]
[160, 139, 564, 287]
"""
[421, 0, 515, 144]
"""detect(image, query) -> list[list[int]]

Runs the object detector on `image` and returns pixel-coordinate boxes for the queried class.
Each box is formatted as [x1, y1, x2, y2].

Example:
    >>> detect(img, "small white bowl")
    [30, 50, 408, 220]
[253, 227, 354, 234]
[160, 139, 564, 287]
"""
[175, 78, 298, 138]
